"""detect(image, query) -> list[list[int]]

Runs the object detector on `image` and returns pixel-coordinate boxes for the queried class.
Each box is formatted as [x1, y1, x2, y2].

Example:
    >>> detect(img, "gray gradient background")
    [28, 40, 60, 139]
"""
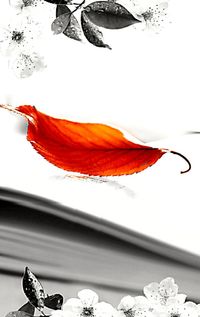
[1, 189, 200, 315]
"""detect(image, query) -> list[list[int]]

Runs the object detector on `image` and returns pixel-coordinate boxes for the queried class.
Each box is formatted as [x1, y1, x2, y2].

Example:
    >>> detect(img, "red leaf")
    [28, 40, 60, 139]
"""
[1, 105, 191, 176]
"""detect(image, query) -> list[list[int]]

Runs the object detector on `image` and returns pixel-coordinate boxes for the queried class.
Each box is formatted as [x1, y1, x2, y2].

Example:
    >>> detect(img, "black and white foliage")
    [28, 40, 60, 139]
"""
[47, 0, 169, 49]
[5, 267, 64, 317]
[5, 0, 169, 77]
[50, 0, 142, 48]
[22, 267, 45, 313]
[56, 4, 83, 40]
[81, 10, 111, 49]
[5, 271, 200, 317]
[19, 302, 35, 315]
[83, 1, 140, 29]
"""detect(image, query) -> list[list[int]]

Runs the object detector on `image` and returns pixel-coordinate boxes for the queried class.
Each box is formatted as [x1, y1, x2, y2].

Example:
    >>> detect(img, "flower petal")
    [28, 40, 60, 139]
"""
[183, 302, 197, 309]
[23, 0, 45, 7]
[135, 308, 155, 317]
[10, 0, 46, 10]
[133, 1, 169, 32]
[116, 311, 125, 317]
[197, 304, 200, 312]
[165, 304, 180, 316]
[9, 0, 24, 10]
[0, 13, 43, 59]
[167, 302, 198, 317]
[118, 296, 136, 311]
[159, 278, 178, 298]
[0, 27, 14, 56]
[95, 302, 116, 317]
[78, 289, 99, 307]
[63, 298, 83, 314]
[181, 302, 198, 317]
[167, 294, 187, 305]
[19, 15, 42, 42]
[10, 51, 46, 78]
[51, 310, 78, 317]
[143, 282, 160, 302]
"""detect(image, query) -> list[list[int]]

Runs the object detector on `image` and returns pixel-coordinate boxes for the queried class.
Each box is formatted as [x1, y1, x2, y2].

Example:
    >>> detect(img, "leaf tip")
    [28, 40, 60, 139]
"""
[24, 266, 29, 274]
[105, 44, 112, 50]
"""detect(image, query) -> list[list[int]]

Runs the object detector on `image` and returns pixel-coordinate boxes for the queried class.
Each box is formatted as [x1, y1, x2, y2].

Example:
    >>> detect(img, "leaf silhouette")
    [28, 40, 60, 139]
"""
[51, 12, 71, 35]
[45, 294, 63, 310]
[18, 302, 35, 316]
[84, 1, 141, 29]
[22, 267, 45, 313]
[5, 312, 33, 317]
[81, 11, 111, 49]
[56, 3, 72, 16]
[56, 4, 83, 41]
[0, 104, 191, 176]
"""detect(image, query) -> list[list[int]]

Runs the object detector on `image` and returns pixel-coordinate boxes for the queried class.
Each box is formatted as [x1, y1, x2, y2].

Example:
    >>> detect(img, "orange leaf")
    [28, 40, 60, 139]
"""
[1, 105, 191, 176]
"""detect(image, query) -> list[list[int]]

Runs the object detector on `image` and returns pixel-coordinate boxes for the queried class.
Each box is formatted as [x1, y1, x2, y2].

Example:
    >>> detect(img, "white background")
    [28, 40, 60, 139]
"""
[0, 0, 200, 254]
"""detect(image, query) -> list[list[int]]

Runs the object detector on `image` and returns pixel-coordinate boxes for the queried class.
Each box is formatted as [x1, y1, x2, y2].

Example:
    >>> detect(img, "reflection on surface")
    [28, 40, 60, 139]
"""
[0, 188, 200, 315]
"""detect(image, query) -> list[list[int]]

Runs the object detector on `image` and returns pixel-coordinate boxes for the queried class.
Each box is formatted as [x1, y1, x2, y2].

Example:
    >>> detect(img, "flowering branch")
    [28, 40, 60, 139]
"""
[4, 268, 200, 317]
[0, 0, 170, 78]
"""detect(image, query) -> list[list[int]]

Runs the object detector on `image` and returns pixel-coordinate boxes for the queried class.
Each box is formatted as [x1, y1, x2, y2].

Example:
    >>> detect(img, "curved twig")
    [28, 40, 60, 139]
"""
[170, 150, 191, 174]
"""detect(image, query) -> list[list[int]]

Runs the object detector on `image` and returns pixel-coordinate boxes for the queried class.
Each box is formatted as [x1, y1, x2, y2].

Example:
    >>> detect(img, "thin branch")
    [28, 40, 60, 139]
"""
[170, 150, 191, 174]
[56, 0, 85, 8]
[71, 0, 85, 14]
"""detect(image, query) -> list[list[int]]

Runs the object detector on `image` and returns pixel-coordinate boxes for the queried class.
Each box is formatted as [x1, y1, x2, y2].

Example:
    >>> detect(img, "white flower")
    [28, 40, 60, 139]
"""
[10, 50, 46, 78]
[197, 304, 200, 317]
[165, 302, 199, 317]
[0, 15, 41, 56]
[51, 289, 117, 317]
[9, 0, 45, 11]
[143, 278, 187, 310]
[9, 0, 55, 28]
[0, 14, 46, 78]
[132, 0, 169, 32]
[118, 295, 155, 317]
[51, 310, 66, 317]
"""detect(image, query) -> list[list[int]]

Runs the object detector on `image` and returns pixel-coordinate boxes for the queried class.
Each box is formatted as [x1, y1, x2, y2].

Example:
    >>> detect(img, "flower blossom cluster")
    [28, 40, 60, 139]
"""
[0, 0, 53, 78]
[50, 278, 200, 317]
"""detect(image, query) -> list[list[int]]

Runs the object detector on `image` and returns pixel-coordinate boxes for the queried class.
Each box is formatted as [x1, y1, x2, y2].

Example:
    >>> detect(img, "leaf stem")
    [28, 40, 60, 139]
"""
[57, 0, 85, 9]
[170, 150, 191, 174]
[71, 0, 85, 14]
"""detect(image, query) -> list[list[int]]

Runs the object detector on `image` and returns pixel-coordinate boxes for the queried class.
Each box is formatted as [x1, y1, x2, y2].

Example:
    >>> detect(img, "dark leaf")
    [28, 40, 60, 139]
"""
[22, 267, 45, 313]
[56, 5, 83, 41]
[81, 11, 111, 49]
[56, 2, 71, 16]
[63, 16, 83, 41]
[45, 294, 64, 310]
[5, 312, 33, 317]
[18, 302, 35, 316]
[84, 1, 141, 29]
[51, 12, 71, 35]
